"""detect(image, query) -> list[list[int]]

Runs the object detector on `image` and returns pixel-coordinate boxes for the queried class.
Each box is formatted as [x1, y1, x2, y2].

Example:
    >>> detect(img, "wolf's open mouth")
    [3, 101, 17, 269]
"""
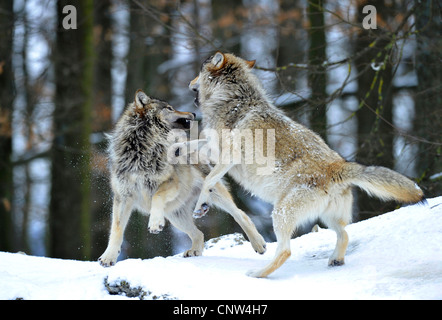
[194, 91, 200, 107]
[174, 118, 192, 129]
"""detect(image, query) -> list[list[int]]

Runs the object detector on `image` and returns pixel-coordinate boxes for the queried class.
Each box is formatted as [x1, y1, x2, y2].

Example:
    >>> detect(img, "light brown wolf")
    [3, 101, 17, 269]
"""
[98, 90, 266, 267]
[189, 52, 425, 278]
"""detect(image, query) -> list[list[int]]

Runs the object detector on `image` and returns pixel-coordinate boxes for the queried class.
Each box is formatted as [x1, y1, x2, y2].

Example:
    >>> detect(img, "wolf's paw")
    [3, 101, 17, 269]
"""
[246, 269, 267, 278]
[148, 224, 164, 234]
[98, 251, 119, 267]
[328, 259, 345, 267]
[193, 203, 210, 218]
[183, 248, 203, 257]
[251, 236, 267, 255]
[148, 217, 165, 234]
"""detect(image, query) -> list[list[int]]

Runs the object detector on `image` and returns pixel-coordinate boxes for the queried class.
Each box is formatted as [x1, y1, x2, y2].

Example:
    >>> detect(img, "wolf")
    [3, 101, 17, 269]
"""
[98, 90, 266, 267]
[189, 52, 425, 278]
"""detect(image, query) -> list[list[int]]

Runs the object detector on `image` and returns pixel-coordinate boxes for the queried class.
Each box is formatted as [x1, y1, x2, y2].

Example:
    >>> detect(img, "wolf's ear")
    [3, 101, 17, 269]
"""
[211, 52, 225, 70]
[245, 59, 256, 69]
[135, 89, 150, 109]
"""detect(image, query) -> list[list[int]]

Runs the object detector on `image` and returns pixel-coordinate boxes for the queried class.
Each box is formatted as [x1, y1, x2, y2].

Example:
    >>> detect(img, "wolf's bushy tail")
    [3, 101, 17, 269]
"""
[341, 162, 424, 204]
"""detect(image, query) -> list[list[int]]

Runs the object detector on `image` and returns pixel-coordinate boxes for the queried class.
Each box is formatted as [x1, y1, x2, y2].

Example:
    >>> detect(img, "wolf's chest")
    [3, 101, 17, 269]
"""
[113, 130, 168, 176]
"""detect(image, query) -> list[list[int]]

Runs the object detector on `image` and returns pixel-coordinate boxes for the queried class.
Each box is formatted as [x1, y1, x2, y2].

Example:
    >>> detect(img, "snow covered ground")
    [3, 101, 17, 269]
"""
[1, 197, 441, 300]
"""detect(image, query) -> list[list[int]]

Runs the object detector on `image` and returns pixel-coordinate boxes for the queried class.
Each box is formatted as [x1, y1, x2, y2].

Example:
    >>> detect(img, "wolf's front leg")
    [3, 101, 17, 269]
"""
[148, 176, 180, 233]
[194, 163, 234, 217]
[99, 197, 133, 267]
[135, 188, 161, 234]
[148, 203, 166, 234]
[193, 188, 211, 218]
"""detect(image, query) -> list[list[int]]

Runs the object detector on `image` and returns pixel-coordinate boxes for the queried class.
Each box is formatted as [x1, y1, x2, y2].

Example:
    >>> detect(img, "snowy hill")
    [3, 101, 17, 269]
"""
[1, 197, 441, 300]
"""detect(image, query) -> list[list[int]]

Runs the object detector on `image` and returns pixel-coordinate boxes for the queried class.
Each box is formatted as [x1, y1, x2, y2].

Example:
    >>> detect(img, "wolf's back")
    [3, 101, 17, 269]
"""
[341, 162, 424, 204]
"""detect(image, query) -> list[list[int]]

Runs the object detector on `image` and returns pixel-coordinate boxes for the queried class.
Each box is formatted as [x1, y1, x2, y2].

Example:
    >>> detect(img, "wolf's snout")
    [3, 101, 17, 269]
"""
[189, 76, 199, 90]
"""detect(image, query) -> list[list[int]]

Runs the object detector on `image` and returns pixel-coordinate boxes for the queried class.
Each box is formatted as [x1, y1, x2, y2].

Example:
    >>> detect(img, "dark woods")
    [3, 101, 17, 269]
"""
[0, 0, 440, 260]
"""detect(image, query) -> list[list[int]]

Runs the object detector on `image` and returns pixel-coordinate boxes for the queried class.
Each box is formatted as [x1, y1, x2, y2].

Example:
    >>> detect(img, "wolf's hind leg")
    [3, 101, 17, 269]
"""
[326, 220, 348, 266]
[321, 191, 352, 266]
[166, 210, 204, 257]
[211, 182, 266, 254]
[99, 197, 133, 267]
[247, 207, 295, 278]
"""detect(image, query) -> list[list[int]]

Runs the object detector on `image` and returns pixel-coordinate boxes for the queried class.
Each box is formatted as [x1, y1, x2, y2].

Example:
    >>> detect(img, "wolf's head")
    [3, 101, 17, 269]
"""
[133, 90, 195, 130]
[189, 52, 257, 107]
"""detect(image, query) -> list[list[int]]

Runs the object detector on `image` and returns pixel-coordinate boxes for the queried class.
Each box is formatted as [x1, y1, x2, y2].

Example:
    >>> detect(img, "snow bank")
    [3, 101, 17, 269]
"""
[1, 197, 441, 300]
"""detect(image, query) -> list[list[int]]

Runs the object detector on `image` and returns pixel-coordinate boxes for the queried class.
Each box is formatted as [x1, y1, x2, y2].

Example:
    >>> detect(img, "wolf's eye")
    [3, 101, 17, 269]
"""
[166, 106, 174, 111]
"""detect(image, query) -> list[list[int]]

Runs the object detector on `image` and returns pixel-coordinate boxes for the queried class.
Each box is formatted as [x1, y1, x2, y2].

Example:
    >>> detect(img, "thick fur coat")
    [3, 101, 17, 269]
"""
[99, 90, 265, 267]
[190, 52, 424, 277]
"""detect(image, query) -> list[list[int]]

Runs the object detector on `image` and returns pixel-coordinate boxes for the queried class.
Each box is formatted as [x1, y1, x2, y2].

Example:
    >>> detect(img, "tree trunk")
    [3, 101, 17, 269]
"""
[49, 0, 94, 260]
[93, 0, 113, 132]
[307, 0, 327, 137]
[0, 0, 15, 252]
[355, 0, 395, 219]
[124, 0, 146, 104]
[91, 0, 113, 260]
[414, 0, 442, 197]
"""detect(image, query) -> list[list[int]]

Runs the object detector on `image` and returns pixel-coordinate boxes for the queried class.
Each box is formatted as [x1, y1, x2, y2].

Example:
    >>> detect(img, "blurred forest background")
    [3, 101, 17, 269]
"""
[0, 0, 440, 261]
